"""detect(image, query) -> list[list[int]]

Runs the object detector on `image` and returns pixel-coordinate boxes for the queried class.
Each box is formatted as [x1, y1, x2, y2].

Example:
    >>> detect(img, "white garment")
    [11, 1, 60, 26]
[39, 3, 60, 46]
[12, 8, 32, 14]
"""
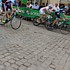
[53, 6, 60, 11]
[40, 6, 49, 14]
[8, 0, 11, 1]
[27, 4, 32, 8]
[32, 5, 39, 9]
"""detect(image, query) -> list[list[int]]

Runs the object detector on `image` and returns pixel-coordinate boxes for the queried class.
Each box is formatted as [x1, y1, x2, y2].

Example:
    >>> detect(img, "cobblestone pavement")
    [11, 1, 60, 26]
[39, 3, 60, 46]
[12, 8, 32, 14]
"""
[0, 19, 70, 70]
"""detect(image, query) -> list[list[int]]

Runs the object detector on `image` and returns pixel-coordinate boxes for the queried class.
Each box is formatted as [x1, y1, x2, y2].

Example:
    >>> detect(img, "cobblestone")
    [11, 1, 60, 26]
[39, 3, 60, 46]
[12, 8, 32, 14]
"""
[4, 62, 11, 67]
[11, 64, 19, 69]
[0, 20, 70, 70]
[8, 59, 16, 64]
[18, 65, 27, 70]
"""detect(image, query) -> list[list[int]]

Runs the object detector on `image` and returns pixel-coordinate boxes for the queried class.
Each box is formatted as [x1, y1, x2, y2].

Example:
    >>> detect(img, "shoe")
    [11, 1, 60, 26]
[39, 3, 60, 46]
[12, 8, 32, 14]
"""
[1, 19, 5, 23]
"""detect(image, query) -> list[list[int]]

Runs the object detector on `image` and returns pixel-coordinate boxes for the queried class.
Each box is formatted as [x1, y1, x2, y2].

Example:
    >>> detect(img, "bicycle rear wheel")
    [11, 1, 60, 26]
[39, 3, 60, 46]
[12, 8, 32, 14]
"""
[60, 23, 69, 35]
[10, 16, 21, 30]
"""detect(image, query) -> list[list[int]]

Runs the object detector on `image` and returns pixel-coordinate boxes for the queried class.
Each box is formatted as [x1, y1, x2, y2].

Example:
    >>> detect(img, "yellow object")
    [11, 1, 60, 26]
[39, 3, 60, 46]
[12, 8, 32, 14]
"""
[2, 19, 5, 23]
[8, 15, 12, 19]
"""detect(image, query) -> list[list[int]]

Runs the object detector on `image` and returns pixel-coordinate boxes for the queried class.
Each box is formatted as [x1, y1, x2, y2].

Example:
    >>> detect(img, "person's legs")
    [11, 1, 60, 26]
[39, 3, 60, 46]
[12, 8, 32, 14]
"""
[6, 8, 12, 19]
[2, 4, 4, 12]
[37, 14, 46, 23]
[41, 14, 46, 23]
[10, 10, 13, 17]
[52, 18, 59, 27]
[52, 20, 57, 26]
[36, 14, 43, 23]
[0, 7, 2, 14]
[37, 17, 41, 23]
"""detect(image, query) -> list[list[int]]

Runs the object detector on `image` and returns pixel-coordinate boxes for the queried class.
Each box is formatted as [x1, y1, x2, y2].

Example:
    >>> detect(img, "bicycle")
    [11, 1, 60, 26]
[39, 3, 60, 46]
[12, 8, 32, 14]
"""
[33, 14, 52, 27]
[33, 12, 70, 35]
[0, 9, 22, 30]
[59, 18, 70, 35]
[45, 16, 70, 35]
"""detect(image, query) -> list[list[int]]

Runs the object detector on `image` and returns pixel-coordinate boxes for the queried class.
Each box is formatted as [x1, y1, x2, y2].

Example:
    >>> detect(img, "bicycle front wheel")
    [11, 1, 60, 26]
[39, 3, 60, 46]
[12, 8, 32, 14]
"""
[10, 17, 21, 30]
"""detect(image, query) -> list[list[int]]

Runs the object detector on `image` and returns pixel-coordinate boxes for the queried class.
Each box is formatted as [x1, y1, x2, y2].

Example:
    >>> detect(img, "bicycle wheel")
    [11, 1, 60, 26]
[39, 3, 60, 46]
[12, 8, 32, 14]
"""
[45, 21, 51, 29]
[33, 16, 40, 26]
[10, 16, 21, 30]
[60, 23, 69, 35]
